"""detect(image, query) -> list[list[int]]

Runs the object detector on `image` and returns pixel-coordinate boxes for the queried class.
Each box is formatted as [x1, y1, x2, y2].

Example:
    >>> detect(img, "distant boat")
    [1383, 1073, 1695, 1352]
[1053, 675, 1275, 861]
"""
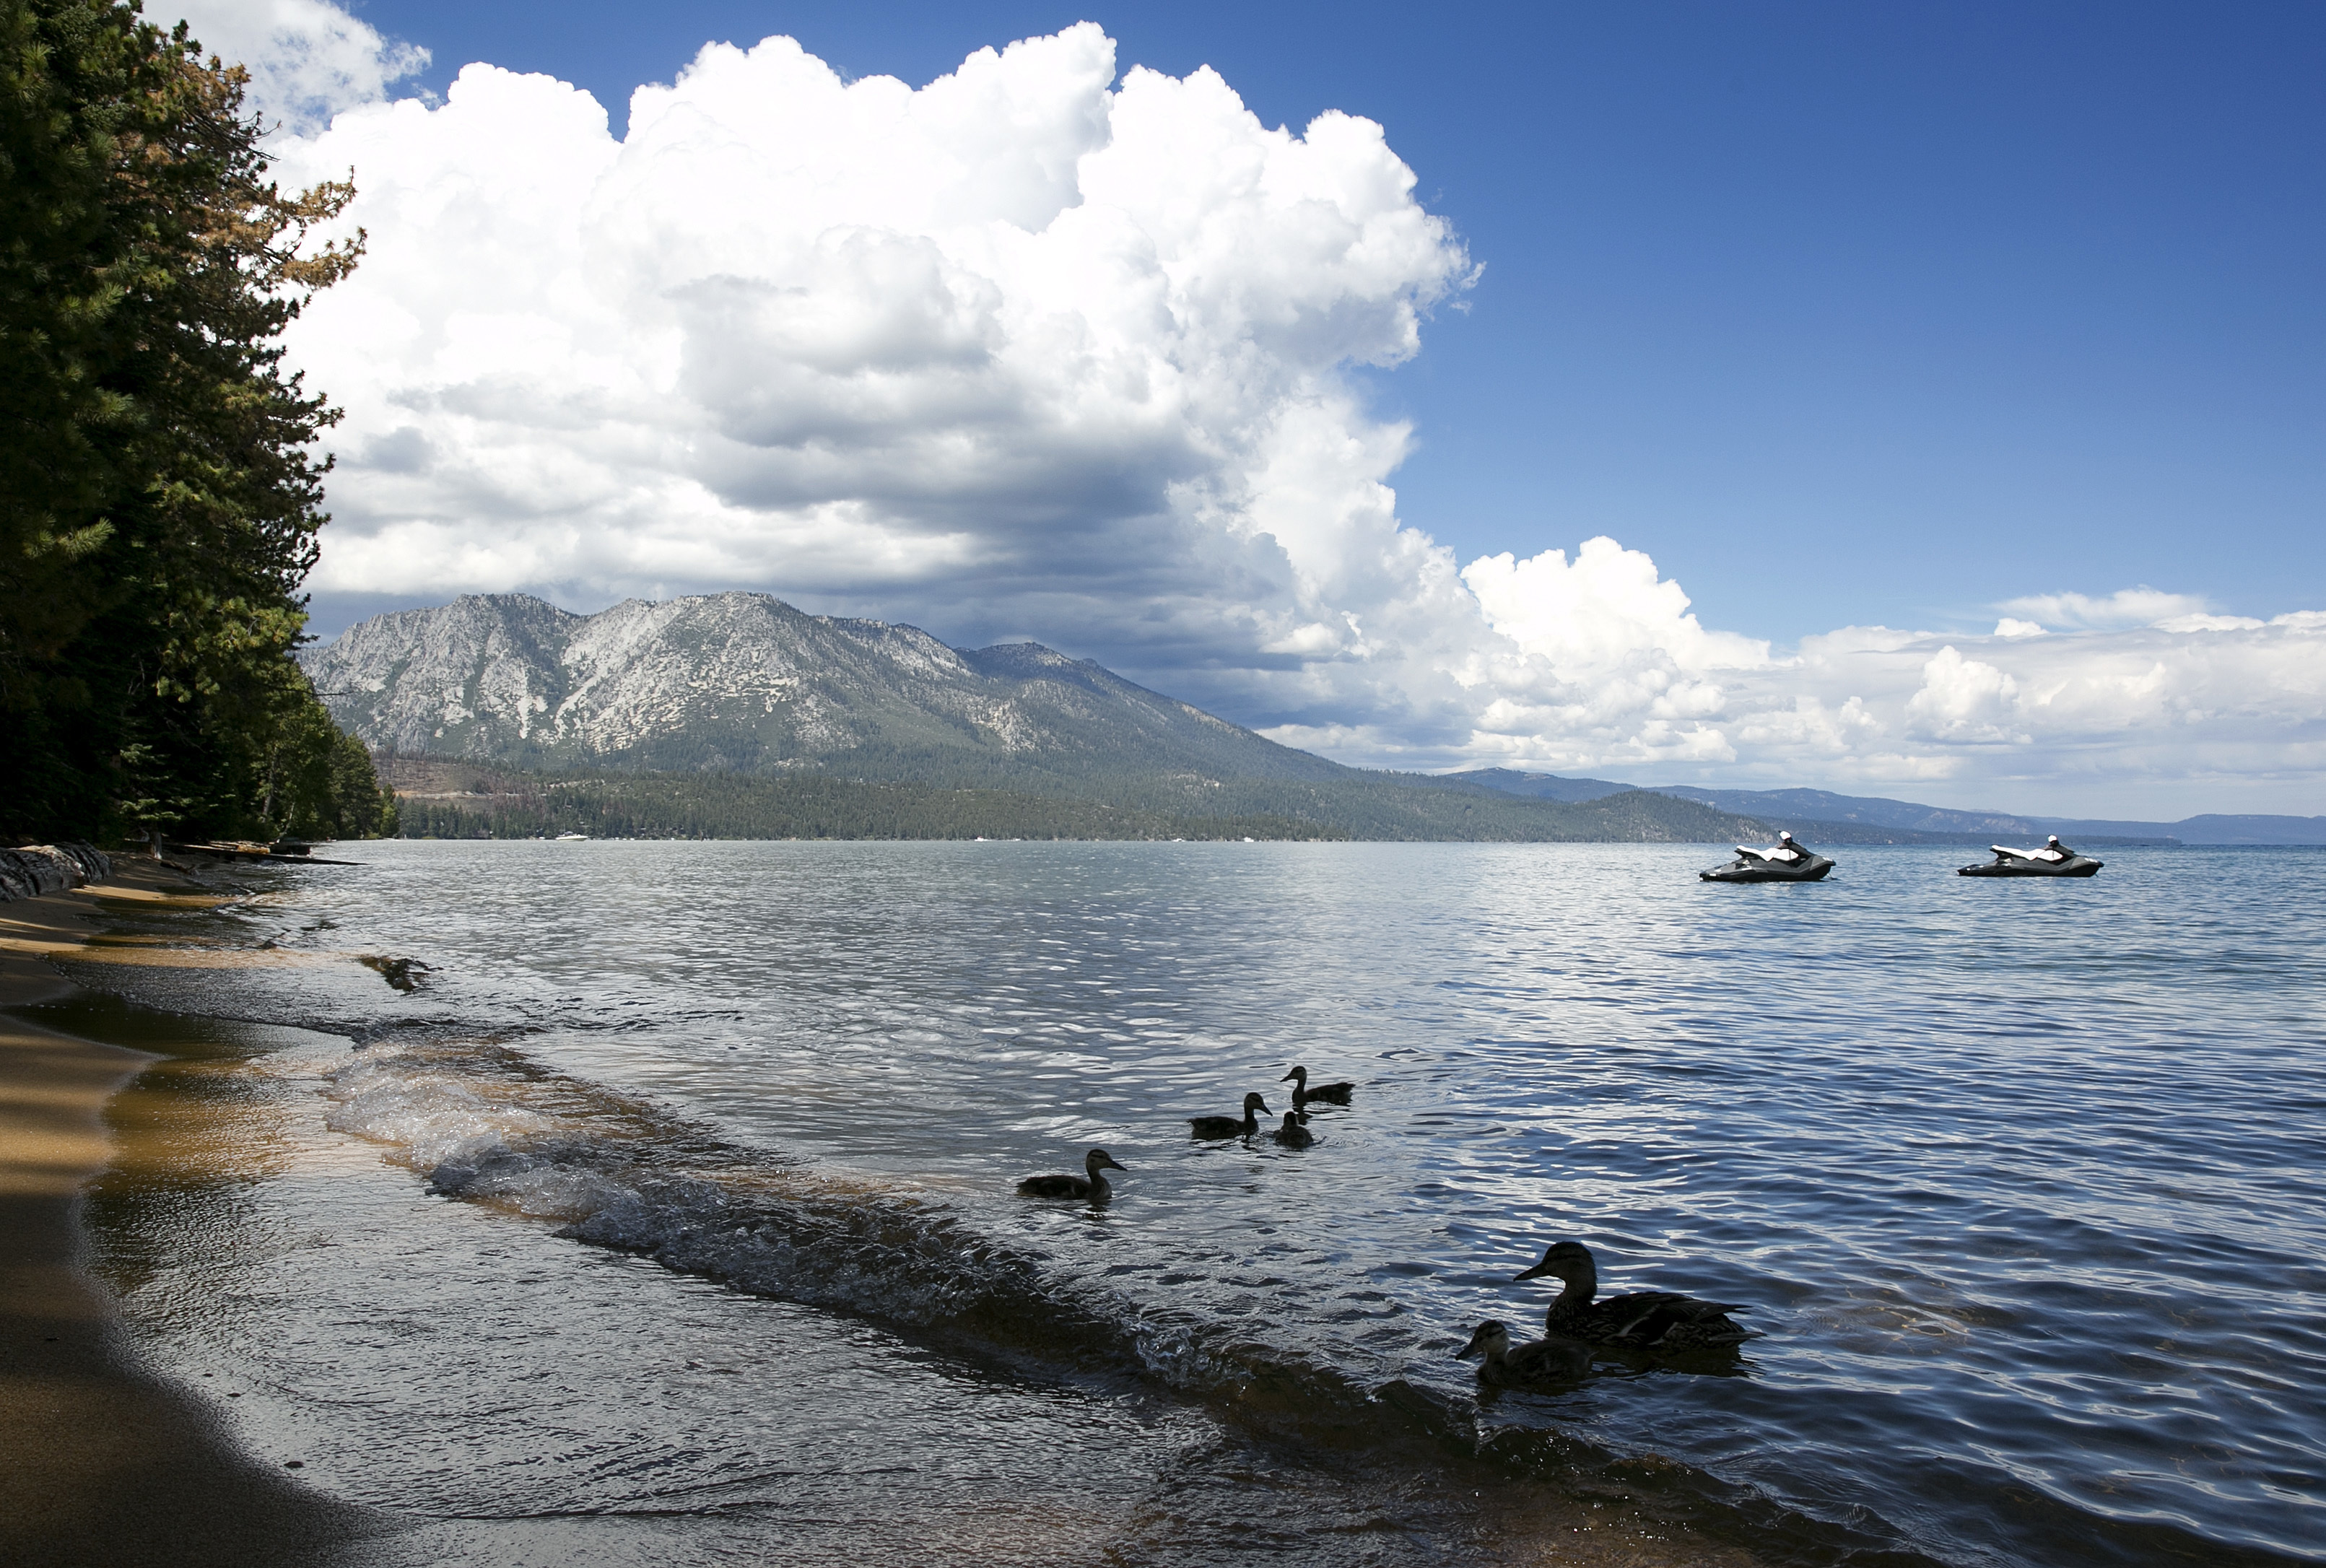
[554, 832, 588, 841]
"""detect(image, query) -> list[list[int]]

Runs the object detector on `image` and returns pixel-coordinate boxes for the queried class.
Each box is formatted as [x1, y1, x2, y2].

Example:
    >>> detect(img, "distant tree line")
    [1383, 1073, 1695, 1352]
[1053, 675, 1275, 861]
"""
[393, 772, 1341, 843]
[1, 0, 390, 844]
[386, 764, 1772, 844]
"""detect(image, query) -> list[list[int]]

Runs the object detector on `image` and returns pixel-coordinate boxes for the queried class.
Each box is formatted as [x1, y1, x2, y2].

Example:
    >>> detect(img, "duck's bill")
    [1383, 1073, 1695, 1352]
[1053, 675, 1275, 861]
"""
[1513, 1260, 1554, 1281]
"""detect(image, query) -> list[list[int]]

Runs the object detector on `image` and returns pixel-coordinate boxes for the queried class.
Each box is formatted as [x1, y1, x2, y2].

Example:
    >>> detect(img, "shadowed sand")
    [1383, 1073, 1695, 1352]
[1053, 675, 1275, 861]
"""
[0, 862, 375, 1568]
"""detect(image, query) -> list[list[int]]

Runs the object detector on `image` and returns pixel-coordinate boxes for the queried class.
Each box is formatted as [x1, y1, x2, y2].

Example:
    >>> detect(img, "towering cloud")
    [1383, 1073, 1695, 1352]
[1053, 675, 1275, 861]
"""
[173, 0, 427, 134]
[187, 9, 2322, 813]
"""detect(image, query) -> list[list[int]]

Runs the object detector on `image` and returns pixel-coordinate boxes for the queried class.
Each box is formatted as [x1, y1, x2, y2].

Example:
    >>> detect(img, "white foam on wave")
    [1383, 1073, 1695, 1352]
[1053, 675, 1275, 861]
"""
[312, 1041, 1256, 1393]
[321, 1050, 553, 1173]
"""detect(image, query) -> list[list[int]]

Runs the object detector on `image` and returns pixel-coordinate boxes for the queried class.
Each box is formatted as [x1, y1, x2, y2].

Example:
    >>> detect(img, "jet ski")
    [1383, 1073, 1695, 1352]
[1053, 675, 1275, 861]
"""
[1701, 831, 1834, 883]
[1957, 835, 2103, 878]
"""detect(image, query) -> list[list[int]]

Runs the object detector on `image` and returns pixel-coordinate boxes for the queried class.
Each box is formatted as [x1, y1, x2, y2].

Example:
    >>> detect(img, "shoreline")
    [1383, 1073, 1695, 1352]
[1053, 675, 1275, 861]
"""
[0, 863, 374, 1567]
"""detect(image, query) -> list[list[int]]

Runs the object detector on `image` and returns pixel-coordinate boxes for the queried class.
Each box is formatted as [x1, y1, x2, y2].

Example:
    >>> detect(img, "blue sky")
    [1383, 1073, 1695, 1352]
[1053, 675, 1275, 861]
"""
[188, 0, 2325, 811]
[331, 0, 2325, 644]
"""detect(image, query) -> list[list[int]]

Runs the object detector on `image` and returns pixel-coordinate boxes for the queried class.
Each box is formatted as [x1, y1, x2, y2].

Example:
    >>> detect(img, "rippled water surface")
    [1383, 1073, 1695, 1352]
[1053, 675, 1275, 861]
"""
[52, 841, 2326, 1566]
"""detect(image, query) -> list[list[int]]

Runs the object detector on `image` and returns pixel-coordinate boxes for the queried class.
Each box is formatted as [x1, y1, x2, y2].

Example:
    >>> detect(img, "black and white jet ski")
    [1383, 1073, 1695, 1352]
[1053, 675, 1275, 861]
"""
[1700, 831, 1834, 883]
[1957, 835, 2104, 878]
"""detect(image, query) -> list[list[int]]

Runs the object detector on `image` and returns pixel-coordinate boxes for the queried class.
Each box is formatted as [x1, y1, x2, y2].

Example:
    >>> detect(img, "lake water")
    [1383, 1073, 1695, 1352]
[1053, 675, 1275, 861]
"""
[41, 840, 2326, 1566]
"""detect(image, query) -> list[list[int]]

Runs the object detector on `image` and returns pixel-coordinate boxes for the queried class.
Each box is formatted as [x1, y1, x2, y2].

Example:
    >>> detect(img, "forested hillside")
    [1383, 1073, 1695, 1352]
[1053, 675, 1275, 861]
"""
[386, 759, 1772, 843]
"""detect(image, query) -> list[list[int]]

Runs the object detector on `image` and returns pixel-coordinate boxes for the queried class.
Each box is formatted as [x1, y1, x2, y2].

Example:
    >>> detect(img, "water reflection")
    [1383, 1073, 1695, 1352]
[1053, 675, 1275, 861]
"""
[53, 841, 2326, 1567]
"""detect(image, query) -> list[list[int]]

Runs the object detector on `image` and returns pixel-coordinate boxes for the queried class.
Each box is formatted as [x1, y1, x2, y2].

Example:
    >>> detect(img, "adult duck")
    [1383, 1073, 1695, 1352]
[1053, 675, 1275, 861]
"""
[1269, 1112, 1314, 1149]
[1016, 1149, 1126, 1200]
[1456, 1320, 1590, 1388]
[1280, 1065, 1354, 1109]
[1188, 1092, 1271, 1140]
[1514, 1240, 1751, 1349]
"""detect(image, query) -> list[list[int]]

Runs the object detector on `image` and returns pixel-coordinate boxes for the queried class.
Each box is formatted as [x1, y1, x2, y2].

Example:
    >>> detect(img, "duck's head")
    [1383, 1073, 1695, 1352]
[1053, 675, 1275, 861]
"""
[1514, 1240, 1595, 1284]
[1084, 1149, 1127, 1173]
[1279, 1112, 1304, 1129]
[1456, 1321, 1511, 1360]
[1243, 1092, 1273, 1115]
[1280, 1066, 1309, 1086]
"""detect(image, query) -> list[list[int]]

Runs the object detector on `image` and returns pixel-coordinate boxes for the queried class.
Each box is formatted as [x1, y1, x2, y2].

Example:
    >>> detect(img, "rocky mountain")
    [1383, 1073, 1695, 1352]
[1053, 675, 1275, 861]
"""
[303, 593, 1350, 790]
[302, 593, 1773, 843]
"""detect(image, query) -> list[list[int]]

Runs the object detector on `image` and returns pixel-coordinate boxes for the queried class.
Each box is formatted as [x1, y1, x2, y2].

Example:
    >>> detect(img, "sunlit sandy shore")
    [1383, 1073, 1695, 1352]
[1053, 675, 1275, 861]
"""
[0, 863, 370, 1568]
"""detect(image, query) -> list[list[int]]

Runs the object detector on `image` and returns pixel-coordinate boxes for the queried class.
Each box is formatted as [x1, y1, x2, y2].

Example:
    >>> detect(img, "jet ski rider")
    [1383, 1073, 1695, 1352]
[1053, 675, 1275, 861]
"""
[1769, 830, 1805, 862]
[2035, 835, 2071, 861]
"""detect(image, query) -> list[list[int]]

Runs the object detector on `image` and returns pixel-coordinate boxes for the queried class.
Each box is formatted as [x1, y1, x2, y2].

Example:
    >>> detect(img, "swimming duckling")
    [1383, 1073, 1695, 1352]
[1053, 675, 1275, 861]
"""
[1456, 1319, 1591, 1388]
[1269, 1111, 1314, 1149]
[1015, 1148, 1126, 1201]
[1188, 1092, 1271, 1140]
[1515, 1240, 1751, 1349]
[1280, 1065, 1354, 1109]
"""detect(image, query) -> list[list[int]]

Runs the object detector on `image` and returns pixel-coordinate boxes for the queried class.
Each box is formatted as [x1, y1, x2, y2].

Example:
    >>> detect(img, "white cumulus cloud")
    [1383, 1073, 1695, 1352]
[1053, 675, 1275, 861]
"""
[248, 17, 2325, 815]
[166, 0, 427, 135]
[1994, 586, 2212, 630]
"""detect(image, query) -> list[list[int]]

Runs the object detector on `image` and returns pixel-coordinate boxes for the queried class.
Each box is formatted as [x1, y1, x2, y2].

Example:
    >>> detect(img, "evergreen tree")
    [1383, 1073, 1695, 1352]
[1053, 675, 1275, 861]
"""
[1, 0, 383, 842]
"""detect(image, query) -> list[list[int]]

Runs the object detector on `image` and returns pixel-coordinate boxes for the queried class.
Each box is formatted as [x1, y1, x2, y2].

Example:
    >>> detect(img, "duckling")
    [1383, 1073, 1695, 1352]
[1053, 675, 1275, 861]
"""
[1515, 1240, 1751, 1349]
[1016, 1148, 1126, 1201]
[1455, 1320, 1590, 1388]
[1280, 1065, 1354, 1109]
[1188, 1092, 1271, 1140]
[1269, 1111, 1314, 1149]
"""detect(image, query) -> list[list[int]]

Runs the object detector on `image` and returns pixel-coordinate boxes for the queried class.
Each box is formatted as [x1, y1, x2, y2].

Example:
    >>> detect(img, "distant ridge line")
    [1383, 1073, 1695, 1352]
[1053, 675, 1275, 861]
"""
[1432, 770, 2326, 846]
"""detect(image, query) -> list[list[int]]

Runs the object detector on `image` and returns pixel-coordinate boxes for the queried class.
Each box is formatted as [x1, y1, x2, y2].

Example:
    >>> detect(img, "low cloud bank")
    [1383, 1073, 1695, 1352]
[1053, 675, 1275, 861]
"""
[179, 6, 2323, 814]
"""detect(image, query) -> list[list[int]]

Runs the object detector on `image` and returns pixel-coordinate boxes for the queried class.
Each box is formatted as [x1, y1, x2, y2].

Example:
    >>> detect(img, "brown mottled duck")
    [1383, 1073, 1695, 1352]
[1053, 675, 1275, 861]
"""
[1280, 1065, 1354, 1110]
[1456, 1320, 1591, 1388]
[1015, 1148, 1125, 1200]
[1188, 1092, 1271, 1140]
[1269, 1112, 1314, 1149]
[1515, 1240, 1751, 1349]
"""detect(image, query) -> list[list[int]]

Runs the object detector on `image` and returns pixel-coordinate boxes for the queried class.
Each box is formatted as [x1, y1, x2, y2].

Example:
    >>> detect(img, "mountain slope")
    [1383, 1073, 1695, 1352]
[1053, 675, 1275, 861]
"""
[305, 595, 1771, 842]
[305, 593, 1350, 790]
[1422, 767, 1638, 803]
[380, 759, 1772, 844]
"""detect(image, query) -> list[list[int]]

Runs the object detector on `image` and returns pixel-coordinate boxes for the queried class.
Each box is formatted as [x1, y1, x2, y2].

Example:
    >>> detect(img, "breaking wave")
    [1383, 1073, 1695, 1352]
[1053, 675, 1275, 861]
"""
[310, 1031, 1949, 1568]
[323, 1036, 1244, 1392]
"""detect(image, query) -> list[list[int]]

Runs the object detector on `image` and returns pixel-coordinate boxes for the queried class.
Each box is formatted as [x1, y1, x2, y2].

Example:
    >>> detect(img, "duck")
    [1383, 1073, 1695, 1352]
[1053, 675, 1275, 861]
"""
[1455, 1320, 1591, 1388]
[1269, 1112, 1314, 1149]
[1015, 1148, 1126, 1200]
[1188, 1092, 1271, 1140]
[1280, 1065, 1354, 1109]
[1514, 1240, 1751, 1349]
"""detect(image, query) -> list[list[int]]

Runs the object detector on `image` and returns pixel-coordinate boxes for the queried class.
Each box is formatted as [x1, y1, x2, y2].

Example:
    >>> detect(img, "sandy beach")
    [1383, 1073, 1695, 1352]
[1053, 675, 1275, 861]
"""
[0, 862, 371, 1568]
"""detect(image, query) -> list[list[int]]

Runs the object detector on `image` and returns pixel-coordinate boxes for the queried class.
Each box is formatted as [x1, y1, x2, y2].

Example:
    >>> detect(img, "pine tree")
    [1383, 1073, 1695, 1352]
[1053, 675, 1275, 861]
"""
[1, 0, 383, 842]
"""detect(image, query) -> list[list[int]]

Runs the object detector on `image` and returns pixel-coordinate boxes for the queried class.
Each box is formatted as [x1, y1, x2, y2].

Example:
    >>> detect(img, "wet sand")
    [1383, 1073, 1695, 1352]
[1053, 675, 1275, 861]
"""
[0, 863, 373, 1567]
